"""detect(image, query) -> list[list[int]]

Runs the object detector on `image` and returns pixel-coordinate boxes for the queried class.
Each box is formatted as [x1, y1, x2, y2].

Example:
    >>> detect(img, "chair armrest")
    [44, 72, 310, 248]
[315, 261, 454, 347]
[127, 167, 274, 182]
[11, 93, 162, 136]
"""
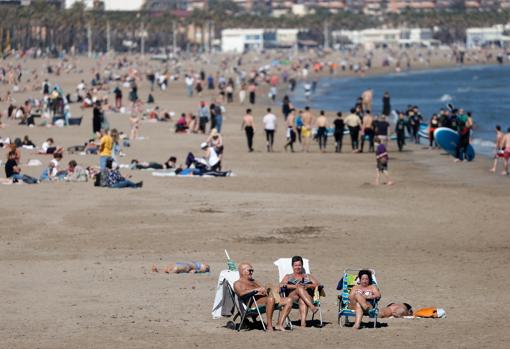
[239, 290, 258, 303]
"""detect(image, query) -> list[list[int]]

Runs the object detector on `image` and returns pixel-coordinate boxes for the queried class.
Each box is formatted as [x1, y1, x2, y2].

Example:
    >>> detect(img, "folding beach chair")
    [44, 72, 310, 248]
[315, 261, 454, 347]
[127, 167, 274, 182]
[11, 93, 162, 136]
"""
[225, 281, 271, 331]
[273, 258, 324, 328]
[337, 268, 380, 328]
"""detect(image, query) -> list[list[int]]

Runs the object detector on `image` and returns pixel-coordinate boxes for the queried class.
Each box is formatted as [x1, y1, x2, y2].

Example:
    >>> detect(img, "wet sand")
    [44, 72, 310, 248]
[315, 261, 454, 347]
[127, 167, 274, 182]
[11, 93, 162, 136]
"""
[1, 54, 509, 348]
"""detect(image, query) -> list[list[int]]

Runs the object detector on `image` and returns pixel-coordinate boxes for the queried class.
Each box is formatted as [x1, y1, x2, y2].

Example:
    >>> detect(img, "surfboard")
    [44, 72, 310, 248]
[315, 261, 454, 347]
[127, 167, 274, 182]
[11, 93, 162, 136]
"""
[434, 127, 475, 161]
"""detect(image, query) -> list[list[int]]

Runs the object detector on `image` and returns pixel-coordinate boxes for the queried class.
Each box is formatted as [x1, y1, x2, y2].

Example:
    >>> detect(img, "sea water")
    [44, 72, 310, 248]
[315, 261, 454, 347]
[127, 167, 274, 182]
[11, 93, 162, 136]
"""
[291, 65, 510, 156]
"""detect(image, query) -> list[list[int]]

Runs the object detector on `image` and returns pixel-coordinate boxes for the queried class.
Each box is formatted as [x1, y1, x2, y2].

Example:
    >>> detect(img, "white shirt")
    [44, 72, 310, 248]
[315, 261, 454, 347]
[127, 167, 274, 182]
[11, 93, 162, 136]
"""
[185, 76, 194, 86]
[206, 147, 219, 167]
[263, 113, 277, 131]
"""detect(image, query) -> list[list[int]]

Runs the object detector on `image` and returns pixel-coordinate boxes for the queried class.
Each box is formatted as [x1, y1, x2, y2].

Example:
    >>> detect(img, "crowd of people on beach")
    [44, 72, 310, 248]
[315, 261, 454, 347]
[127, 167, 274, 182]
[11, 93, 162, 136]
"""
[1, 45, 509, 187]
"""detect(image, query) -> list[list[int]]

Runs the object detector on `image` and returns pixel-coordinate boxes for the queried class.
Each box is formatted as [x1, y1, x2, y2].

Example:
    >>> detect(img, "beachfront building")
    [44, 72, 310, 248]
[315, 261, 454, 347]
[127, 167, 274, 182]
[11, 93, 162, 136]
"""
[221, 29, 265, 53]
[466, 25, 510, 48]
[221, 29, 301, 53]
[332, 27, 438, 49]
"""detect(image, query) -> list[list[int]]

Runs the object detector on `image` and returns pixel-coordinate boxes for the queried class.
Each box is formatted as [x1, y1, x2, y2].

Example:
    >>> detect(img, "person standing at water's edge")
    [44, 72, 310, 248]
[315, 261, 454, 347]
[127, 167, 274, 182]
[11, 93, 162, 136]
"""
[490, 125, 505, 173]
[382, 91, 391, 116]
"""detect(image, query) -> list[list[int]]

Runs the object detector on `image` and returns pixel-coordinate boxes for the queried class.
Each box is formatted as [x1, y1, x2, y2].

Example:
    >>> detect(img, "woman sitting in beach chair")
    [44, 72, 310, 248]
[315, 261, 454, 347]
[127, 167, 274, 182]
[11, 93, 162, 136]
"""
[279, 256, 320, 327]
[349, 269, 381, 329]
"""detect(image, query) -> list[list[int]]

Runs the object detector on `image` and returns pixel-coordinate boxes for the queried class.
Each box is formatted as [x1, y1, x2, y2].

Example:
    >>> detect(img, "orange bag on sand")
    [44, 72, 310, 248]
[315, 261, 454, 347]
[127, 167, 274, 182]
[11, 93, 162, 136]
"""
[414, 307, 446, 318]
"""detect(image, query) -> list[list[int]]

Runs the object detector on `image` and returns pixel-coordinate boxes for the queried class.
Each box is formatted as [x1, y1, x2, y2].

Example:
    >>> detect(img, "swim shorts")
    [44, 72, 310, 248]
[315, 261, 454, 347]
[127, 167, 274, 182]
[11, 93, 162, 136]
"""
[301, 127, 311, 138]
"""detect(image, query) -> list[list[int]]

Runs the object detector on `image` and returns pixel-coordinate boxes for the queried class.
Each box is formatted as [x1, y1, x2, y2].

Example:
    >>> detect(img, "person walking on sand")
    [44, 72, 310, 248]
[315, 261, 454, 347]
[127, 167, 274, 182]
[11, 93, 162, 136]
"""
[263, 108, 277, 152]
[316, 110, 328, 153]
[360, 110, 374, 153]
[284, 109, 296, 152]
[490, 125, 505, 173]
[333, 112, 345, 153]
[344, 108, 362, 152]
[301, 106, 315, 152]
[241, 108, 255, 152]
[375, 137, 393, 186]
[395, 112, 406, 152]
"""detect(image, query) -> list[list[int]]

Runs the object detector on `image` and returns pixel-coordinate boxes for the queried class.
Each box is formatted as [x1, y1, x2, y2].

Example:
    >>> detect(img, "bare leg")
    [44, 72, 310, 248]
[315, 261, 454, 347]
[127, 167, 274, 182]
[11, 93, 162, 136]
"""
[265, 295, 275, 331]
[295, 286, 316, 312]
[353, 302, 363, 329]
[298, 299, 307, 327]
[490, 158, 497, 172]
[276, 297, 292, 331]
[375, 170, 380, 185]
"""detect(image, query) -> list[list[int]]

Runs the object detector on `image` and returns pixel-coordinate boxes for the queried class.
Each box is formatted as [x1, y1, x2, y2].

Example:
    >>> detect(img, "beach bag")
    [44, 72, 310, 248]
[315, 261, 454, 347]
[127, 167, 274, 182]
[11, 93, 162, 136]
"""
[414, 307, 446, 318]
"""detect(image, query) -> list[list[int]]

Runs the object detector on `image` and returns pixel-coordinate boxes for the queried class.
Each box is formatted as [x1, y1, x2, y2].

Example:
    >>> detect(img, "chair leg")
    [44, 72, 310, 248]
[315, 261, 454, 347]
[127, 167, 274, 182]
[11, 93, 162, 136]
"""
[253, 298, 266, 331]
[318, 307, 323, 327]
[374, 316, 377, 328]
[237, 311, 247, 332]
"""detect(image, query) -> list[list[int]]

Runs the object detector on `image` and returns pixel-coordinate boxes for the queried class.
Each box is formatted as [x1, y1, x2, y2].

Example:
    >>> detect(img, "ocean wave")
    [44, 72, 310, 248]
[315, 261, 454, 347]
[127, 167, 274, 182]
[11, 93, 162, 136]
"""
[471, 138, 496, 148]
[439, 94, 453, 102]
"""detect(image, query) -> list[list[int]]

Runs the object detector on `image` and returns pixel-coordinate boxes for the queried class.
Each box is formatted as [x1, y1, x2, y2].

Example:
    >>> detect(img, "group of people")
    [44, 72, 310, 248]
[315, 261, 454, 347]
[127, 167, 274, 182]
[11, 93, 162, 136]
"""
[233, 256, 412, 332]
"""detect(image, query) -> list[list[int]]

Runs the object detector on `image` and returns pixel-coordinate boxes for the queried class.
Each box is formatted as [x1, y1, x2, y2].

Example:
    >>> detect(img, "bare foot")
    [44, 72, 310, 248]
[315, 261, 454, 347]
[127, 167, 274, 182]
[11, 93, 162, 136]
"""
[489, 168, 496, 173]
[266, 327, 274, 332]
[151, 264, 158, 273]
[163, 266, 172, 274]
[352, 324, 361, 330]
[501, 171, 508, 176]
[274, 325, 286, 332]
[386, 181, 394, 186]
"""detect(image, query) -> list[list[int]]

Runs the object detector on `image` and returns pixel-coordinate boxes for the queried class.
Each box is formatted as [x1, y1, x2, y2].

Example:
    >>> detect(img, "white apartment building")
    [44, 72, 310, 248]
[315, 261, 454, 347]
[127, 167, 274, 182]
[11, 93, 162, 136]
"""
[466, 25, 510, 48]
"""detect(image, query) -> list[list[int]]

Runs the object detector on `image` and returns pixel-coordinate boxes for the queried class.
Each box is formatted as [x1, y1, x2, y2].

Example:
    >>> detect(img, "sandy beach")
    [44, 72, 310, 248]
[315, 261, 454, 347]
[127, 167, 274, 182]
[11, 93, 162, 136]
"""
[1, 52, 509, 348]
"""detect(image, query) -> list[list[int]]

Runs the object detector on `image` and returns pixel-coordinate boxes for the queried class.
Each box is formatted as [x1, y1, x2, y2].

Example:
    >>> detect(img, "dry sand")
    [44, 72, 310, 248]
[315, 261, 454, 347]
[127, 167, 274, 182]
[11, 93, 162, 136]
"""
[1, 54, 509, 348]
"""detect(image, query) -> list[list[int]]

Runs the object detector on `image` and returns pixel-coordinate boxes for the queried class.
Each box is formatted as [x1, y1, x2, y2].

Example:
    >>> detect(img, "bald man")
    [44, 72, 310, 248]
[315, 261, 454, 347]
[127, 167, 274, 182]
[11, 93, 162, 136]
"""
[234, 263, 292, 331]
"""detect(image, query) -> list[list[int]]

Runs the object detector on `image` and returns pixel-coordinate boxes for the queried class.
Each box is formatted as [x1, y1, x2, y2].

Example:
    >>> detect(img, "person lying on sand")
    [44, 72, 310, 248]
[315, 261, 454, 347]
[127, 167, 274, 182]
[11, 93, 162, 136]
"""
[130, 159, 164, 170]
[152, 262, 210, 274]
[379, 302, 413, 318]
[234, 263, 292, 332]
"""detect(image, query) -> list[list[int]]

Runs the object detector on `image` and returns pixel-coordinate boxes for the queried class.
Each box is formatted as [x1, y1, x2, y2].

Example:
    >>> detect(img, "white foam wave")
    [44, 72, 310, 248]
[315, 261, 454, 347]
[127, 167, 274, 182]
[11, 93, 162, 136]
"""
[439, 94, 453, 102]
[471, 138, 496, 148]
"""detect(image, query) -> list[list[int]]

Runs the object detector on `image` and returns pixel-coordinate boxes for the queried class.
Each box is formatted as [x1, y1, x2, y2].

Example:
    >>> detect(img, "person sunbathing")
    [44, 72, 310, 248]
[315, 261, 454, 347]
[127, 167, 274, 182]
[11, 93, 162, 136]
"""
[152, 262, 210, 274]
[234, 263, 292, 332]
[379, 302, 413, 318]
[130, 159, 164, 170]
[280, 255, 320, 327]
[38, 138, 64, 154]
[349, 269, 381, 329]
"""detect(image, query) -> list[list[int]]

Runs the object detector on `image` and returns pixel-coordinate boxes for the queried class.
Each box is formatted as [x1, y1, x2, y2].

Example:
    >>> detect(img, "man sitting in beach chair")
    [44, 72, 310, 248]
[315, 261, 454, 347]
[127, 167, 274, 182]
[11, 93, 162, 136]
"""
[275, 256, 324, 327]
[338, 269, 381, 329]
[233, 263, 292, 331]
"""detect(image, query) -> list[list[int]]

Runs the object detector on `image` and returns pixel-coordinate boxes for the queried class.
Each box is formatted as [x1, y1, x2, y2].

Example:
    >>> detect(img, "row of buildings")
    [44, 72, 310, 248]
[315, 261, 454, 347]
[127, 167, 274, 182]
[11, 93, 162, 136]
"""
[1, 0, 509, 13]
[221, 25, 510, 52]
